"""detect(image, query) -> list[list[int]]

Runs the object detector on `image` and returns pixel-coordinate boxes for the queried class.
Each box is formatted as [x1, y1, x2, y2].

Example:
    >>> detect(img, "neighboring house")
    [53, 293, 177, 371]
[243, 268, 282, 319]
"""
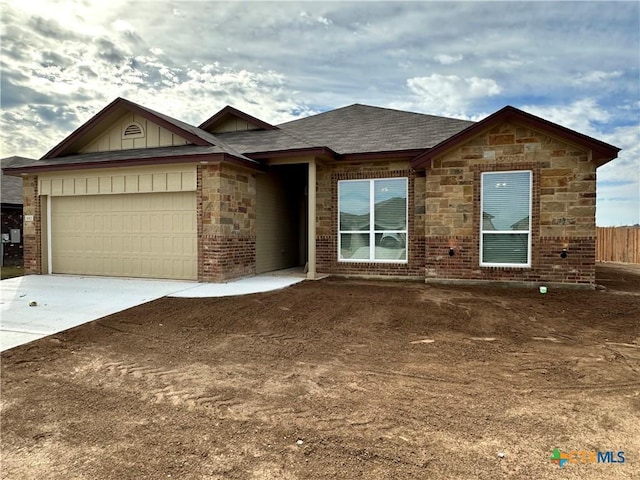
[1, 156, 33, 266]
[2, 98, 619, 287]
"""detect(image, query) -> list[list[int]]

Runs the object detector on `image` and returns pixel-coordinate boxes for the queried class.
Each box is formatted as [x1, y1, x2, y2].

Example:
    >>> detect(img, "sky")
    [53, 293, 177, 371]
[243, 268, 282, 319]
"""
[1, 0, 638, 226]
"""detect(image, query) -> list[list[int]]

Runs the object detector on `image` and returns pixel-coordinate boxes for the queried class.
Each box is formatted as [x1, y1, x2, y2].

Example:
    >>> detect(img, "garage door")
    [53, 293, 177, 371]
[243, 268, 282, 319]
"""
[51, 192, 197, 280]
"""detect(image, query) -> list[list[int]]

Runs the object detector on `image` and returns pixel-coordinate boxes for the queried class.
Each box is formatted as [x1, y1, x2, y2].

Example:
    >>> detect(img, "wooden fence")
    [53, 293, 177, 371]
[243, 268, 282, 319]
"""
[596, 227, 640, 264]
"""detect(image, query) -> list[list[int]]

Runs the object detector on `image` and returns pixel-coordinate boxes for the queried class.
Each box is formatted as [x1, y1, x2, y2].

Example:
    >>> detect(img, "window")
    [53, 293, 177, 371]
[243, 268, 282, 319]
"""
[480, 171, 532, 267]
[338, 178, 408, 262]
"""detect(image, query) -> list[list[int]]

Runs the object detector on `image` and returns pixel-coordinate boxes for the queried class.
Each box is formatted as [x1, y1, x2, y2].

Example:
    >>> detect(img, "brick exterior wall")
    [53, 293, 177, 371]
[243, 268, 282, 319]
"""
[198, 163, 256, 282]
[315, 160, 425, 278]
[424, 121, 597, 286]
[16, 119, 601, 288]
[22, 176, 42, 274]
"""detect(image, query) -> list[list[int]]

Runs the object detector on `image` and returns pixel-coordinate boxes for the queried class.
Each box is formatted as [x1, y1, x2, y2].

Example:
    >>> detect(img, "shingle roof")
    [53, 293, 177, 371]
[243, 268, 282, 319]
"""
[213, 129, 317, 154]
[1, 156, 33, 204]
[277, 104, 475, 154]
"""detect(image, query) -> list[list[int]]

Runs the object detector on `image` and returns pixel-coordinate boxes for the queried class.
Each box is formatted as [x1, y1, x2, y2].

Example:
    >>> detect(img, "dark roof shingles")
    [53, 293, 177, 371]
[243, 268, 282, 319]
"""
[213, 129, 316, 154]
[7, 103, 476, 173]
[276, 104, 475, 154]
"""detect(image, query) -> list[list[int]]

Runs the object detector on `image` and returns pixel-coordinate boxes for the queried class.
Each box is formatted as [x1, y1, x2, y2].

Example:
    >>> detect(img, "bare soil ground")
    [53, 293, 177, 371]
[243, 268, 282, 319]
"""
[2, 263, 639, 479]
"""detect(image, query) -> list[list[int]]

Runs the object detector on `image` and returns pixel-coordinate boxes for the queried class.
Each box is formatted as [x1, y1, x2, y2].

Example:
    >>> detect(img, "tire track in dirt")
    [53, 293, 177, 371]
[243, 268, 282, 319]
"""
[97, 357, 424, 442]
[230, 332, 299, 343]
[539, 380, 640, 391]
[98, 359, 247, 413]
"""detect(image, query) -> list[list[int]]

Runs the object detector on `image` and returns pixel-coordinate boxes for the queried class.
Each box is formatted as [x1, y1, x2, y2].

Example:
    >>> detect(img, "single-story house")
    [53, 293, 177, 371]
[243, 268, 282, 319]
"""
[2, 98, 619, 287]
[1, 156, 33, 267]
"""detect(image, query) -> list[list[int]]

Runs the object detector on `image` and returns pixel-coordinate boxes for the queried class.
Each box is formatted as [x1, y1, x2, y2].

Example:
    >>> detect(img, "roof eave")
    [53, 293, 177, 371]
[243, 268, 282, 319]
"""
[3, 152, 263, 175]
[340, 149, 426, 162]
[246, 146, 339, 161]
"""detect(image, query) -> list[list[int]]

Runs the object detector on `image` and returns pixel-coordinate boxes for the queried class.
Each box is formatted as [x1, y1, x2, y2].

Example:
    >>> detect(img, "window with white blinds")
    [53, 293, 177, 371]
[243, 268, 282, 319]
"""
[338, 178, 408, 262]
[480, 171, 532, 267]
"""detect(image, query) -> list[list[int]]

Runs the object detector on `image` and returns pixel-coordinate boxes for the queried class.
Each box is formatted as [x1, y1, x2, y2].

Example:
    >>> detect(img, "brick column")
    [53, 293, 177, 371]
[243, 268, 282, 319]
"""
[22, 175, 42, 274]
[197, 163, 256, 282]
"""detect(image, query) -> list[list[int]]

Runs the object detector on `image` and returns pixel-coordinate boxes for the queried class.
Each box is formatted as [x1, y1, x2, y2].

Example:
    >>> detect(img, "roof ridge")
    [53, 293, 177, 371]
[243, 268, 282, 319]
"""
[277, 103, 476, 127]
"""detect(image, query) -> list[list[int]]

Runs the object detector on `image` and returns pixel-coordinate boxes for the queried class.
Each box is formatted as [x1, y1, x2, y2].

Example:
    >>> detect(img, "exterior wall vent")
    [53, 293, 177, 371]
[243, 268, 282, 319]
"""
[122, 122, 145, 139]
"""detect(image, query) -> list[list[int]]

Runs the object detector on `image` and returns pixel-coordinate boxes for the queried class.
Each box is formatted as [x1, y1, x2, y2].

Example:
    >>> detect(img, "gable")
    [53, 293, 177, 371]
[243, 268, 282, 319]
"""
[436, 120, 591, 166]
[41, 97, 213, 160]
[199, 106, 277, 133]
[80, 113, 189, 154]
[211, 116, 263, 133]
[411, 106, 619, 169]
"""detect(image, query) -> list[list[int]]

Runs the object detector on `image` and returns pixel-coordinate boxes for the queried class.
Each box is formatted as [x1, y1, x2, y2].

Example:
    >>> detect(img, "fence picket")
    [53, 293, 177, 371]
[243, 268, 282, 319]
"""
[596, 227, 640, 264]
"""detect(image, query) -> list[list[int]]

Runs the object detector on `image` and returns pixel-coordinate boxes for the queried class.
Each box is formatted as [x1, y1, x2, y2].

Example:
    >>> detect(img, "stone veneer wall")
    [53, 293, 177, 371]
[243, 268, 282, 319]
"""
[425, 121, 597, 286]
[22, 175, 42, 274]
[315, 159, 425, 278]
[198, 163, 256, 282]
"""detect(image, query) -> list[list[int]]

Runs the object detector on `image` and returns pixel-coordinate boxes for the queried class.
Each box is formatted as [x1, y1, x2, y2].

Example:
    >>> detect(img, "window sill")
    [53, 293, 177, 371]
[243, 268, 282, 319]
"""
[480, 263, 531, 269]
[338, 259, 409, 264]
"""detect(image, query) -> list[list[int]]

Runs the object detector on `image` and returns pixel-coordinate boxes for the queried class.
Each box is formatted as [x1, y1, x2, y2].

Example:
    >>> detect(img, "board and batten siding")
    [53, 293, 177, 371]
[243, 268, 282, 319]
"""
[39, 165, 197, 196]
[210, 117, 261, 133]
[80, 113, 189, 153]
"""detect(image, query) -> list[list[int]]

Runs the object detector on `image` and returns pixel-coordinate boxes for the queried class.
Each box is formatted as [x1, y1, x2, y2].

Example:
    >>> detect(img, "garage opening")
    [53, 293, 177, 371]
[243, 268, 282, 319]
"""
[255, 164, 308, 274]
[50, 191, 197, 280]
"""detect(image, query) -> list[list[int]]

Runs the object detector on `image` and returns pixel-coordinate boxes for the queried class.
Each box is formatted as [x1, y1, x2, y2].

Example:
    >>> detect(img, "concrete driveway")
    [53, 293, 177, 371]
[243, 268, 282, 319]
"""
[0, 274, 304, 352]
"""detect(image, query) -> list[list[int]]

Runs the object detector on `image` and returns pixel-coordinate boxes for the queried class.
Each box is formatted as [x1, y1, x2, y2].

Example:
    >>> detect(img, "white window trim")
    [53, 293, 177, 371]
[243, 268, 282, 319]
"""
[338, 177, 409, 264]
[480, 170, 532, 268]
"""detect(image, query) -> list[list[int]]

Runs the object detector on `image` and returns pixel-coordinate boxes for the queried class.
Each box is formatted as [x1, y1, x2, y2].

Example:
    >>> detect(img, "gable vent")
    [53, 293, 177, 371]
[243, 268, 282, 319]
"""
[122, 122, 145, 139]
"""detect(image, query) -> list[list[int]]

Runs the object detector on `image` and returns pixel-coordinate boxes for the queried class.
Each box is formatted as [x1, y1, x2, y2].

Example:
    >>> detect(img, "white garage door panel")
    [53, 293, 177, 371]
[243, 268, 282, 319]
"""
[51, 192, 197, 280]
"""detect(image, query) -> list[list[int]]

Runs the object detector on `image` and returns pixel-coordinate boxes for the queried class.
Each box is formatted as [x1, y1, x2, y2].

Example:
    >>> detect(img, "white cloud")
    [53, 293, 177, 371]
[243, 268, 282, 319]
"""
[112, 19, 135, 33]
[434, 54, 463, 65]
[401, 74, 502, 116]
[481, 55, 528, 70]
[299, 11, 333, 26]
[573, 70, 623, 84]
[521, 98, 611, 135]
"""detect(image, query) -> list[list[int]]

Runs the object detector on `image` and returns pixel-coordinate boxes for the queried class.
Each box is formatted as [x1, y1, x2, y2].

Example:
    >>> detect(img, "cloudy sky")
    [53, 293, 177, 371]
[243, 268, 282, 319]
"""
[1, 0, 638, 225]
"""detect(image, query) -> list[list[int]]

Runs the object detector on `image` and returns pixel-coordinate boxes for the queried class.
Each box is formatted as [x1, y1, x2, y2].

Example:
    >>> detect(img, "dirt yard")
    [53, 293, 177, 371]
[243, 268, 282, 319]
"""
[2, 264, 639, 479]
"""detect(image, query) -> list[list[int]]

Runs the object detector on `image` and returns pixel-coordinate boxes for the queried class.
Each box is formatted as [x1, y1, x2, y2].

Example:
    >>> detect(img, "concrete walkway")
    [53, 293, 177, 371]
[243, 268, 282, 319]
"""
[0, 273, 305, 352]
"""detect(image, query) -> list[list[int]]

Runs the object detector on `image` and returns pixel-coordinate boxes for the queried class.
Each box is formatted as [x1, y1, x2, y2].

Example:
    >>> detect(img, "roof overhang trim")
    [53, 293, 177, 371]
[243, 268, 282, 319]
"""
[2, 153, 264, 176]
[340, 149, 426, 162]
[247, 146, 339, 161]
